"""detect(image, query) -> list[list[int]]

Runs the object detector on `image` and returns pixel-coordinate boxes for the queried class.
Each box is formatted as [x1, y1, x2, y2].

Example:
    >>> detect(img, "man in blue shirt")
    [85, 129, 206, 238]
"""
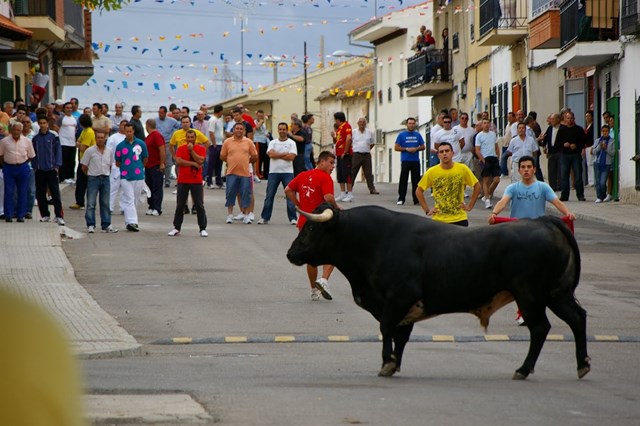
[32, 117, 64, 225]
[115, 123, 148, 232]
[155, 106, 180, 188]
[394, 117, 425, 205]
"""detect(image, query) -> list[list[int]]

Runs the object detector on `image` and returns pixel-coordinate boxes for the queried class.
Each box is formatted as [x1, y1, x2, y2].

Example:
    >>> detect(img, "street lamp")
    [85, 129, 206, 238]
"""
[262, 55, 287, 85]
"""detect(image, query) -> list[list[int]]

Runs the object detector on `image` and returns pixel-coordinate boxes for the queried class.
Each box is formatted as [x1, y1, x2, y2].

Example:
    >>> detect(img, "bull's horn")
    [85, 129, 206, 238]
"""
[296, 207, 334, 222]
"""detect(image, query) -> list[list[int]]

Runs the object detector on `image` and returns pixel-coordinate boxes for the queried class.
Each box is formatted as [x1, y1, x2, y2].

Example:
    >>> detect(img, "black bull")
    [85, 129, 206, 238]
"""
[287, 204, 591, 380]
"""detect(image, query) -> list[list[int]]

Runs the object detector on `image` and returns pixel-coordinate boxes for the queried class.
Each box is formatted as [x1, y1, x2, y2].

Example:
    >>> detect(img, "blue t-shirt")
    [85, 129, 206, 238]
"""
[115, 138, 148, 181]
[475, 131, 498, 159]
[395, 130, 425, 162]
[505, 180, 557, 219]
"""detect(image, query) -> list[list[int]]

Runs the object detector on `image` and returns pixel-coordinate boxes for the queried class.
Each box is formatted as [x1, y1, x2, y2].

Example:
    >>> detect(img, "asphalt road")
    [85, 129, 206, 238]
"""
[62, 181, 640, 425]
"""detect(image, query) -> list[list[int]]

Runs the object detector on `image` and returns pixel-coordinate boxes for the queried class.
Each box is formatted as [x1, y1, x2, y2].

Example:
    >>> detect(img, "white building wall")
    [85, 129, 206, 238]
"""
[616, 42, 639, 202]
[491, 47, 512, 110]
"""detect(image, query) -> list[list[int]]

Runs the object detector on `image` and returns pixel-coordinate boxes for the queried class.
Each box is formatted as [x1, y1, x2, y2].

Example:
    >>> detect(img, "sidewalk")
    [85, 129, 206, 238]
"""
[0, 216, 140, 359]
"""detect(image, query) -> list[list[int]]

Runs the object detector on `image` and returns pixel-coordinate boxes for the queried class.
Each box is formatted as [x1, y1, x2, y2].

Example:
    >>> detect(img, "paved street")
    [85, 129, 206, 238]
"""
[2, 176, 640, 424]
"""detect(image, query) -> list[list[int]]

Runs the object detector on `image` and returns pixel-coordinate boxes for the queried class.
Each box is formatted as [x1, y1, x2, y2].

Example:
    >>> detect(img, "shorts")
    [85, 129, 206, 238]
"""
[481, 156, 501, 178]
[336, 154, 352, 184]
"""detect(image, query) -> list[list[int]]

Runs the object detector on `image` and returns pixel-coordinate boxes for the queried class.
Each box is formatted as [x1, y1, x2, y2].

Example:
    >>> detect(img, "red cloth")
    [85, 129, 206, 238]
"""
[176, 143, 206, 184]
[335, 121, 352, 156]
[492, 215, 574, 234]
[144, 130, 165, 168]
[287, 168, 335, 229]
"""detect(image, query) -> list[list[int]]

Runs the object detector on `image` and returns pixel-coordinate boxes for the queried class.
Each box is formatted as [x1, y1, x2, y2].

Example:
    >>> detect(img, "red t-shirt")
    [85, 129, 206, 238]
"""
[144, 130, 165, 169]
[335, 122, 353, 156]
[176, 143, 206, 184]
[287, 168, 335, 229]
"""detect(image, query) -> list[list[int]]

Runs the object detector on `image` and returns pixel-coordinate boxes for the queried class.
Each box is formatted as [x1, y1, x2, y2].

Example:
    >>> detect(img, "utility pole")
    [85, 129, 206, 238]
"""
[304, 41, 308, 114]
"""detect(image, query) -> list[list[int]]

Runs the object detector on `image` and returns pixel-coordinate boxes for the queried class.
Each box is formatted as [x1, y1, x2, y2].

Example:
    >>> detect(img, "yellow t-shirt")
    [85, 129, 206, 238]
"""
[77, 127, 96, 160]
[0, 288, 84, 426]
[169, 129, 209, 147]
[417, 162, 479, 223]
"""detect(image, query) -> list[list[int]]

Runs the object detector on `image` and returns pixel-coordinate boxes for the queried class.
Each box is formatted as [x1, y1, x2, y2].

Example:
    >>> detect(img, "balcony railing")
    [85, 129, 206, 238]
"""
[560, 0, 620, 48]
[532, 0, 561, 19]
[621, 0, 640, 35]
[479, 0, 528, 38]
[13, 0, 56, 20]
[64, 0, 84, 39]
[398, 50, 452, 90]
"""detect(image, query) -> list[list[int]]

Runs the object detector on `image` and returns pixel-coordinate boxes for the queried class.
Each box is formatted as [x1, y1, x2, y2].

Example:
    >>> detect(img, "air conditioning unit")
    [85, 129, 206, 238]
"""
[375, 129, 384, 145]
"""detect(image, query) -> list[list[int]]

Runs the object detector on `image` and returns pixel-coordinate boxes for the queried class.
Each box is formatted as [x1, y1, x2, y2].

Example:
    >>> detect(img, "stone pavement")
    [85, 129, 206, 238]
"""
[0, 204, 140, 359]
[0, 175, 638, 362]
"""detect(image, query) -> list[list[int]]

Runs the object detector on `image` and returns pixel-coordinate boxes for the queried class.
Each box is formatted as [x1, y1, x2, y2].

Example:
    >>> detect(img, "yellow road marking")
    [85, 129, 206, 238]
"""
[485, 335, 509, 341]
[594, 335, 619, 341]
[328, 335, 350, 342]
[172, 337, 192, 344]
[274, 335, 296, 342]
[547, 334, 565, 341]
[225, 336, 248, 343]
[432, 335, 455, 342]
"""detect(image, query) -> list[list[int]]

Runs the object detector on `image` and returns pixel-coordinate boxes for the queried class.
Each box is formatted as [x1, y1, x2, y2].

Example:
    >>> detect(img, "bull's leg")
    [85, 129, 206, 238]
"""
[378, 302, 415, 377]
[548, 296, 591, 379]
[379, 331, 396, 377]
[392, 324, 415, 373]
[514, 304, 551, 380]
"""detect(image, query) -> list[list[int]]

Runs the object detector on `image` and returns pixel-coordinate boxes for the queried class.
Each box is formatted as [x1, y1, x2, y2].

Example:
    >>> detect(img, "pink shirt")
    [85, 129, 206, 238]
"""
[0, 134, 36, 164]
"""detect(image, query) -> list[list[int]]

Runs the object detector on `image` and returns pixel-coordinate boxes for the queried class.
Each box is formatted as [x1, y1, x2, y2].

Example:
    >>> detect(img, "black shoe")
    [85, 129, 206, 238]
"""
[184, 206, 190, 214]
[578, 197, 586, 201]
[191, 206, 197, 215]
[164, 182, 171, 188]
[17, 218, 25, 222]
[0, 214, 4, 219]
[126, 223, 140, 232]
[5, 218, 13, 223]
[25, 213, 32, 219]
[559, 197, 568, 202]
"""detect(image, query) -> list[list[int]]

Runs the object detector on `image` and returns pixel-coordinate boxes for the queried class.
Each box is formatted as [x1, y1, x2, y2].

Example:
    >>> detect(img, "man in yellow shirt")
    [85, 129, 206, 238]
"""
[70, 113, 96, 210]
[415, 141, 480, 226]
[169, 116, 209, 159]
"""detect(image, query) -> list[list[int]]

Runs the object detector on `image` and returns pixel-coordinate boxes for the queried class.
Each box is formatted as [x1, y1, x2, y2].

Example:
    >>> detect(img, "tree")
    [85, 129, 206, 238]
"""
[73, 0, 129, 11]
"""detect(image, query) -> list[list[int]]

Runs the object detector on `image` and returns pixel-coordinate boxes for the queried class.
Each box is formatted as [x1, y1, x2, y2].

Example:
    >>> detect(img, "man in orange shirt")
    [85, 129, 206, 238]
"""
[333, 112, 353, 202]
[220, 122, 258, 224]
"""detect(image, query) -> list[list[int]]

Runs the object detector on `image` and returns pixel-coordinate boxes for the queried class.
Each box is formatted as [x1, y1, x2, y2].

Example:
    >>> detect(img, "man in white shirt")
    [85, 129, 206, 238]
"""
[257, 122, 298, 225]
[453, 112, 475, 170]
[500, 111, 516, 177]
[429, 112, 444, 166]
[81, 131, 117, 233]
[433, 115, 463, 163]
[507, 122, 539, 183]
[106, 120, 127, 214]
[110, 103, 130, 135]
[350, 117, 379, 195]
[55, 102, 78, 183]
[206, 104, 225, 189]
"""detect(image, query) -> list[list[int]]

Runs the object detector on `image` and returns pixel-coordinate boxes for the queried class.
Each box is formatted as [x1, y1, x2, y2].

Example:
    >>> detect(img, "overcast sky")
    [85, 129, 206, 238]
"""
[64, 0, 428, 113]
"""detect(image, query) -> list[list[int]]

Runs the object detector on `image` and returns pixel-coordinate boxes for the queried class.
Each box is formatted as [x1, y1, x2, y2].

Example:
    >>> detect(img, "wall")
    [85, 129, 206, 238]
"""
[616, 42, 639, 203]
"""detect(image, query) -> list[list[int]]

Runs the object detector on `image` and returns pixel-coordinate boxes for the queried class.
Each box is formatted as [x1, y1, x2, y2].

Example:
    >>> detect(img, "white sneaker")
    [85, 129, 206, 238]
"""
[290, 219, 297, 226]
[396, 200, 404, 205]
[145, 209, 154, 215]
[171, 189, 177, 194]
[313, 278, 333, 300]
[253, 175, 261, 183]
[152, 209, 160, 216]
[335, 192, 346, 201]
[200, 229, 208, 237]
[226, 214, 234, 224]
[102, 225, 118, 233]
[54, 217, 65, 226]
[484, 198, 493, 209]
[248, 212, 255, 222]
[243, 215, 252, 224]
[168, 228, 180, 236]
[343, 193, 353, 202]
[207, 184, 216, 189]
[233, 212, 246, 221]
[595, 198, 603, 204]
[603, 194, 612, 202]
[39, 216, 51, 222]
[311, 288, 321, 301]
[257, 218, 268, 224]
[87, 226, 95, 233]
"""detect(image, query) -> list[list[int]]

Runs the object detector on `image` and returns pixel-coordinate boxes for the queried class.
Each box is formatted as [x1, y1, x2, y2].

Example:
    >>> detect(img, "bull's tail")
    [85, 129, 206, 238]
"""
[545, 216, 581, 292]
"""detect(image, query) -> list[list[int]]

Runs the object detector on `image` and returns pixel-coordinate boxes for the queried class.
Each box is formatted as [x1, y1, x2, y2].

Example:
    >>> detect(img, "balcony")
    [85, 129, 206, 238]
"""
[63, 0, 85, 47]
[621, 0, 640, 35]
[399, 50, 454, 97]
[529, 1, 561, 49]
[14, 0, 65, 42]
[55, 9, 94, 86]
[478, 0, 528, 46]
[557, 0, 620, 68]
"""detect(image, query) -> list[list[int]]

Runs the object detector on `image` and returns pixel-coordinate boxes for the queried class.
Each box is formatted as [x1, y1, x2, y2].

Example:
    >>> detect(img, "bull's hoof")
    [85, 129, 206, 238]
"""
[577, 365, 590, 379]
[378, 362, 398, 377]
[512, 370, 529, 380]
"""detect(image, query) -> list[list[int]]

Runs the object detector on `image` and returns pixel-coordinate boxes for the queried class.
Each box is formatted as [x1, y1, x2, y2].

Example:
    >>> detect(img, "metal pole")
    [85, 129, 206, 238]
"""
[240, 15, 244, 94]
[304, 41, 308, 114]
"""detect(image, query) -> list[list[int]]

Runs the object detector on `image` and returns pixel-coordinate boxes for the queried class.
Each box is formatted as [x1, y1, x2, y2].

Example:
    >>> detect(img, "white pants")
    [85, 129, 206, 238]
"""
[120, 179, 144, 225]
[459, 151, 474, 169]
[0, 170, 4, 215]
[584, 149, 594, 186]
[511, 162, 523, 183]
[109, 166, 123, 212]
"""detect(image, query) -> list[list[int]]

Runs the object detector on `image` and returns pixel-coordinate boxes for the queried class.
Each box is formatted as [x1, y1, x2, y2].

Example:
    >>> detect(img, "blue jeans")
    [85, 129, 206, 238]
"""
[500, 146, 509, 176]
[225, 174, 252, 209]
[594, 163, 611, 201]
[3, 162, 30, 219]
[85, 175, 111, 229]
[304, 143, 313, 171]
[560, 153, 584, 200]
[260, 172, 295, 221]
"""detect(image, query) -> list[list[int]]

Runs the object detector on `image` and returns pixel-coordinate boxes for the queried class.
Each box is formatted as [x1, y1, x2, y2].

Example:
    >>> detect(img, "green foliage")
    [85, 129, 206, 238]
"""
[72, 0, 129, 11]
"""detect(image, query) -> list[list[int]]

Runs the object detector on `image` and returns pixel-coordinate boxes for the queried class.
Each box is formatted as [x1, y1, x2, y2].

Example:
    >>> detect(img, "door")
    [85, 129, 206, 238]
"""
[565, 77, 586, 127]
[607, 96, 620, 199]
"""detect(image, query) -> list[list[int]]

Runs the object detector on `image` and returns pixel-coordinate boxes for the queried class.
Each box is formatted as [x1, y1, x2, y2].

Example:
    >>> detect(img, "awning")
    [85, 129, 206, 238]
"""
[0, 15, 32, 41]
[0, 49, 38, 62]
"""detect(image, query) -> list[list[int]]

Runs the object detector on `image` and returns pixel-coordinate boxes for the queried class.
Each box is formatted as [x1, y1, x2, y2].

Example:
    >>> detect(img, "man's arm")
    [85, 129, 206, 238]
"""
[463, 181, 481, 211]
[158, 139, 166, 170]
[415, 185, 434, 216]
[550, 198, 575, 220]
[323, 193, 339, 209]
[284, 186, 298, 208]
[342, 134, 352, 156]
[488, 194, 512, 224]
[189, 146, 205, 165]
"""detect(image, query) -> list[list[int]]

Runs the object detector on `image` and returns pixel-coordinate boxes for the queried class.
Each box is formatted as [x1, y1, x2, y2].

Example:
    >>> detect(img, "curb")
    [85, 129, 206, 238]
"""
[151, 334, 640, 345]
[76, 344, 143, 360]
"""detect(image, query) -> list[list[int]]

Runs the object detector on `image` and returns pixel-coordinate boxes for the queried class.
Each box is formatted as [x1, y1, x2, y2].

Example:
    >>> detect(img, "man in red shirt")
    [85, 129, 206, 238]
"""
[167, 130, 208, 237]
[333, 112, 354, 202]
[144, 119, 166, 216]
[285, 151, 339, 301]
